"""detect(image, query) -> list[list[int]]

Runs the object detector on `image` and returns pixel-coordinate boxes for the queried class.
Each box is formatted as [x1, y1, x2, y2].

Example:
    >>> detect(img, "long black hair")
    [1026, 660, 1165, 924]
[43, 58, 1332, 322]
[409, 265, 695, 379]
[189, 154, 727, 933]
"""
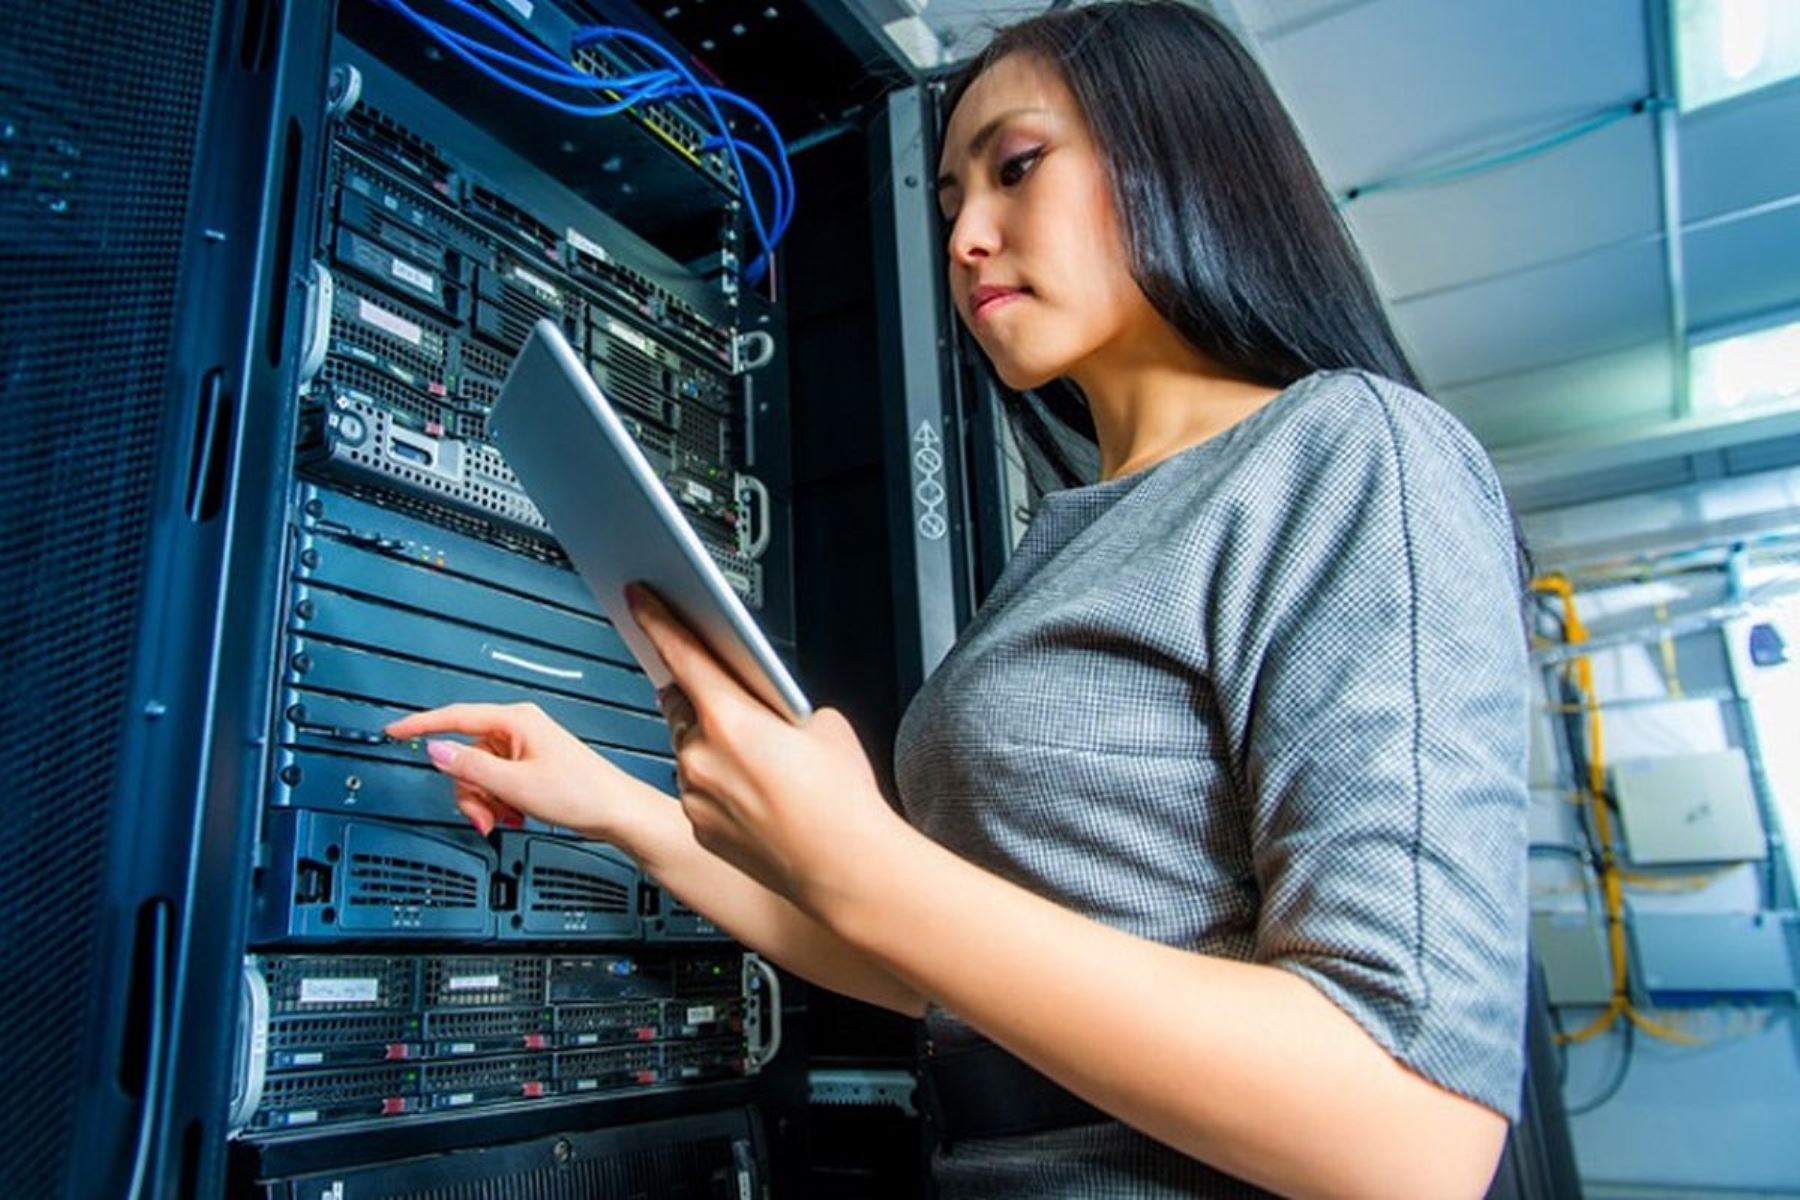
[941, 1, 1420, 489]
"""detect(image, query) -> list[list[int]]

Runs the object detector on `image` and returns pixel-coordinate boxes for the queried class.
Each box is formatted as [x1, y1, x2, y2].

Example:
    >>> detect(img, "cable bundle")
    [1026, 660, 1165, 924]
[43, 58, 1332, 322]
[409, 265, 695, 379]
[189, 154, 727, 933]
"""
[371, 0, 794, 284]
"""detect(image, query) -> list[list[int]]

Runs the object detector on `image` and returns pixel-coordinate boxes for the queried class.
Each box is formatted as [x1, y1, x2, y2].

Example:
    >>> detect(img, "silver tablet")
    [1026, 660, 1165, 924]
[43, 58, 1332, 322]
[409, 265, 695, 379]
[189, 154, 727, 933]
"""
[489, 319, 811, 723]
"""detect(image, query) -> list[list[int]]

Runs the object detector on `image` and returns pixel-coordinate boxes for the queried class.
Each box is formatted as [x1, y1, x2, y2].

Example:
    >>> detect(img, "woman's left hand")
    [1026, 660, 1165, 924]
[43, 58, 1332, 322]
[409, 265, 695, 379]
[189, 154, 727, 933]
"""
[626, 584, 908, 921]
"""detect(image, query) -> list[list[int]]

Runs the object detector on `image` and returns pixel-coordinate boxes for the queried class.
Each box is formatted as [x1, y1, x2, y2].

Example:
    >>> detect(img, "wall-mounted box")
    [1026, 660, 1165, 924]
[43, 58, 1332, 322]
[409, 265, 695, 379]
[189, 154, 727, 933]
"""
[1611, 750, 1768, 864]
[1636, 912, 1796, 995]
[1532, 911, 1616, 1006]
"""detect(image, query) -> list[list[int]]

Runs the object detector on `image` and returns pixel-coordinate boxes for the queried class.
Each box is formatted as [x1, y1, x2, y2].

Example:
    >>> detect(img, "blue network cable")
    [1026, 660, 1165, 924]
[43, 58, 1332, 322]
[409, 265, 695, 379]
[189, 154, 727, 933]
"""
[373, 0, 683, 116]
[571, 23, 789, 281]
[699, 88, 795, 237]
[370, 0, 794, 283]
[1339, 97, 1654, 205]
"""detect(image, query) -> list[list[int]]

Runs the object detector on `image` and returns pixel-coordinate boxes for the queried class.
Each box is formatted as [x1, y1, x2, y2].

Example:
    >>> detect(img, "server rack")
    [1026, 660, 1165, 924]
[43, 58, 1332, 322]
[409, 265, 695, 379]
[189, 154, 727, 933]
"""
[3, 0, 997, 1196]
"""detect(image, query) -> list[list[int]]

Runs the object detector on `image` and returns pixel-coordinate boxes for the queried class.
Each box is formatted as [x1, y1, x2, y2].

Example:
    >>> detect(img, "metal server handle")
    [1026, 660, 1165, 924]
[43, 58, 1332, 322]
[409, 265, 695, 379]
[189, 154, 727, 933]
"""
[744, 954, 784, 1072]
[228, 958, 271, 1135]
[736, 473, 772, 560]
[297, 262, 333, 386]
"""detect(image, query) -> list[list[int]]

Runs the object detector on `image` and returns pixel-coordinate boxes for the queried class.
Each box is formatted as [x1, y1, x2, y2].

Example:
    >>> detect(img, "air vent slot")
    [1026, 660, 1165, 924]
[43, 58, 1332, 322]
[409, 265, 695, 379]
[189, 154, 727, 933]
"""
[346, 852, 479, 909]
[528, 866, 631, 915]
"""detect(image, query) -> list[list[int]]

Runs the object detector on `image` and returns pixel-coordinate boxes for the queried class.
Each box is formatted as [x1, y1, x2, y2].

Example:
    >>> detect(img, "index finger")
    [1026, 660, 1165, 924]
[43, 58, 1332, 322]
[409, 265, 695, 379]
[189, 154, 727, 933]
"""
[384, 702, 520, 741]
[625, 584, 753, 720]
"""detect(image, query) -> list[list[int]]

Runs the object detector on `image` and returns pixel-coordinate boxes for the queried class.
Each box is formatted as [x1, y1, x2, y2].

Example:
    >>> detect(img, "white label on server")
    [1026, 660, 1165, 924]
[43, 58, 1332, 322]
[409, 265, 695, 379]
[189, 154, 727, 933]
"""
[357, 297, 422, 346]
[606, 316, 654, 357]
[682, 480, 715, 505]
[567, 226, 609, 262]
[686, 1005, 717, 1024]
[737, 1169, 753, 1200]
[287, 1110, 319, 1126]
[298, 977, 380, 1005]
[447, 1092, 475, 1107]
[292, 1052, 324, 1067]
[449, 1042, 476, 1055]
[510, 264, 559, 302]
[390, 258, 436, 294]
[446, 973, 502, 992]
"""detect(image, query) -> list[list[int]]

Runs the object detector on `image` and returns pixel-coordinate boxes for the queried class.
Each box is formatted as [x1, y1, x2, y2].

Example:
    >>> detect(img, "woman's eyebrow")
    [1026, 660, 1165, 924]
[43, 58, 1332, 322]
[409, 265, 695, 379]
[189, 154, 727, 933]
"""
[934, 107, 1049, 193]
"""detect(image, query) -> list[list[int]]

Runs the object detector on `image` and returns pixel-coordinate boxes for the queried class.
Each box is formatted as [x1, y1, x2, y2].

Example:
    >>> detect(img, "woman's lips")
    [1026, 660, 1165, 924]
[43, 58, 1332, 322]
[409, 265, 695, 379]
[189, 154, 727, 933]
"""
[971, 286, 1027, 321]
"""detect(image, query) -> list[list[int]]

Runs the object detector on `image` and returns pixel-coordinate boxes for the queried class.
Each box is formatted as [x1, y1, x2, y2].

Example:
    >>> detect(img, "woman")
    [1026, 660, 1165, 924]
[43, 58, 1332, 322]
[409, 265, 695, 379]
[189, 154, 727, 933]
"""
[389, 4, 1530, 1196]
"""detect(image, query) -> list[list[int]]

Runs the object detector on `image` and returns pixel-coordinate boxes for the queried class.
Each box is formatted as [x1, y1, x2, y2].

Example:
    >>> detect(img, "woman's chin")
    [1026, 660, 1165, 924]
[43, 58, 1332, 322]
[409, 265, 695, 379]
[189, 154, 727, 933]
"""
[990, 356, 1061, 393]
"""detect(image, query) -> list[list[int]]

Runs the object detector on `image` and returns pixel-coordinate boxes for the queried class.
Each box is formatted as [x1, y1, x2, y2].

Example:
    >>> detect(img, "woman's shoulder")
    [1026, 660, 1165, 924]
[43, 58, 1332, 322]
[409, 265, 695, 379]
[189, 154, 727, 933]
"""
[1254, 370, 1485, 461]
[1206, 368, 1506, 512]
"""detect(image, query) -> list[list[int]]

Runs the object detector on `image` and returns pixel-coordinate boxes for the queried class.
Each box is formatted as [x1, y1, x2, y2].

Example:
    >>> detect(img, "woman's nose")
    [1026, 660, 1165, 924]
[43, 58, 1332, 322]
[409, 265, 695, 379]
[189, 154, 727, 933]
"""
[946, 205, 998, 266]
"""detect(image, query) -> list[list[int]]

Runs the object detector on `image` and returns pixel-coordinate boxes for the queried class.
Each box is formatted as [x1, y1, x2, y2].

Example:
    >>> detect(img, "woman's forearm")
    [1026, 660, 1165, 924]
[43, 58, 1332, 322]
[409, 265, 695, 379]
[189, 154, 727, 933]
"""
[820, 823, 1507, 1200]
[607, 785, 928, 1018]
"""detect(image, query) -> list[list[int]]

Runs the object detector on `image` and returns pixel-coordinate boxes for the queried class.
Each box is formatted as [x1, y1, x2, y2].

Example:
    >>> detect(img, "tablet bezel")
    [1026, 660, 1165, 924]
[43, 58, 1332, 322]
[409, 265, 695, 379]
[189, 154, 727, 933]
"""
[488, 319, 812, 724]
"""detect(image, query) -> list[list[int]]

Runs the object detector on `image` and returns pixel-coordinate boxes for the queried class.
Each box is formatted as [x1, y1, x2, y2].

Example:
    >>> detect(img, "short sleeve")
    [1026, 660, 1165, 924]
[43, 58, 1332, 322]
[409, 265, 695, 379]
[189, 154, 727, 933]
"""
[1209, 374, 1530, 1118]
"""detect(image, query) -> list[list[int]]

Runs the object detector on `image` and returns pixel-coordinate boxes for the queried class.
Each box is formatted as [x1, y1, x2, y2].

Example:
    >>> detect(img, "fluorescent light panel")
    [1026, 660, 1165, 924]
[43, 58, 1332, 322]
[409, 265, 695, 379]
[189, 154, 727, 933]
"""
[1675, 0, 1800, 112]
[1691, 317, 1800, 412]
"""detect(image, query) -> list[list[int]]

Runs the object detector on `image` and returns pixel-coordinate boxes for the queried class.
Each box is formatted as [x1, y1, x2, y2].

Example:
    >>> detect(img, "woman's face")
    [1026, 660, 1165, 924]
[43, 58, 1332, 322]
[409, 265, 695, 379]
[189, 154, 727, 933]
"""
[936, 53, 1160, 391]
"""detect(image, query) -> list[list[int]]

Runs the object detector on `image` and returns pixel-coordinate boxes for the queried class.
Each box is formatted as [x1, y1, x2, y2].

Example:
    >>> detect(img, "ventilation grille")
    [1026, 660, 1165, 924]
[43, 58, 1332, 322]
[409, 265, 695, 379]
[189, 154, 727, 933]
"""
[269, 1011, 415, 1051]
[556, 1001, 662, 1033]
[265, 957, 417, 1013]
[425, 957, 546, 1007]
[332, 147, 478, 252]
[331, 276, 449, 384]
[289, 1133, 745, 1197]
[320, 479, 566, 565]
[528, 865, 632, 915]
[422, 1054, 550, 1094]
[347, 852, 480, 909]
[318, 357, 483, 440]
[467, 183, 558, 261]
[0, 3, 215, 1189]
[427, 1007, 551, 1040]
[259, 1062, 417, 1110]
[556, 1045, 660, 1083]
[342, 102, 451, 191]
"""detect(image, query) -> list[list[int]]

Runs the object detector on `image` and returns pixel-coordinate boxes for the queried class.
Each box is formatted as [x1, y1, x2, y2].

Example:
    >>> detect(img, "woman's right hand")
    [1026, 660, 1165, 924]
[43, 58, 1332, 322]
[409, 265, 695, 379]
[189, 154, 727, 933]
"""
[384, 702, 649, 842]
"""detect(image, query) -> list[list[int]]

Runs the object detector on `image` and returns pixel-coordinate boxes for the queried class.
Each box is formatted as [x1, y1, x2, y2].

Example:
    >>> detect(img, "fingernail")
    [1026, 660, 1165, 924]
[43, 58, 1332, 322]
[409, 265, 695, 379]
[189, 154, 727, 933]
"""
[426, 739, 458, 767]
[502, 811, 525, 829]
[624, 582, 645, 610]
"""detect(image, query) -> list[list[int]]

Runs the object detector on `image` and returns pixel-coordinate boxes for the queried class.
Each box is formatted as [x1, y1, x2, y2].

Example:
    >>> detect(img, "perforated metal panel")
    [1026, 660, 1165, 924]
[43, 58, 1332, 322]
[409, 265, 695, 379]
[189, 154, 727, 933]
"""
[0, 2, 216, 1190]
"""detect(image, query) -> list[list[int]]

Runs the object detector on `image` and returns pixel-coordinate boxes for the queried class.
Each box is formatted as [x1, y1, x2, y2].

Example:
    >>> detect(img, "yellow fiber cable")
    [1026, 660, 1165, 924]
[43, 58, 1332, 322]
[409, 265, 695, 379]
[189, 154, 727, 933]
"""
[1529, 575, 1703, 1047]
[1653, 593, 1685, 699]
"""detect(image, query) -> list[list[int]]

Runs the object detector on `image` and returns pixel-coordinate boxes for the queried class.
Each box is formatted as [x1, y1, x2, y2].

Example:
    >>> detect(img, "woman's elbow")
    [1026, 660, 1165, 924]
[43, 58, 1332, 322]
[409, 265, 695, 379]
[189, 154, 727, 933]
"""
[1359, 1091, 1509, 1200]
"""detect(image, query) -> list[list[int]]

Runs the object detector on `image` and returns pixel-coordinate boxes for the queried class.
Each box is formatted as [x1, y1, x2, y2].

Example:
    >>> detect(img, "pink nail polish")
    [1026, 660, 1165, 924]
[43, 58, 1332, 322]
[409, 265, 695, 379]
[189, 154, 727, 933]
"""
[426, 739, 458, 767]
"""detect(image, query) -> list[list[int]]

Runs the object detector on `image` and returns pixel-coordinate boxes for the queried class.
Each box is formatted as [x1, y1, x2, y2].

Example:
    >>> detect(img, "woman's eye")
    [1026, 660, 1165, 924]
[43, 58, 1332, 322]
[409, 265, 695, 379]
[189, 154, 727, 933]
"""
[997, 148, 1043, 187]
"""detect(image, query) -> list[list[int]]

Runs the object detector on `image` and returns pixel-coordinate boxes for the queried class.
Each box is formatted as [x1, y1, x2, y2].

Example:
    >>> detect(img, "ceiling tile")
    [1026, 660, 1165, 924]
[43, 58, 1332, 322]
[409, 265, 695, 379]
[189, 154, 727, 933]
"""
[1344, 115, 1661, 301]
[1226, 0, 1375, 39]
[1436, 339, 1675, 452]
[1679, 84, 1800, 224]
[1255, 0, 1648, 189]
[1391, 237, 1669, 387]
[1685, 201, 1800, 330]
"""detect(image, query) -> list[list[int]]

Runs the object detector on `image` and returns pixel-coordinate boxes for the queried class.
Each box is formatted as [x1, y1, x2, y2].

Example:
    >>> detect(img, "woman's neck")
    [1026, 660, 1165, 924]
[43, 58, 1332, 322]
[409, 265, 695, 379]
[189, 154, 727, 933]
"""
[1069, 331, 1284, 481]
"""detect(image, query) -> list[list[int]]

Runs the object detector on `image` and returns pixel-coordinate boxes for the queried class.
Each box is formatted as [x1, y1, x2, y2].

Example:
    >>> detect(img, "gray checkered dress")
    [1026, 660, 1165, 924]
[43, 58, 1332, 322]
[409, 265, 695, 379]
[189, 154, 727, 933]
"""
[894, 370, 1530, 1198]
